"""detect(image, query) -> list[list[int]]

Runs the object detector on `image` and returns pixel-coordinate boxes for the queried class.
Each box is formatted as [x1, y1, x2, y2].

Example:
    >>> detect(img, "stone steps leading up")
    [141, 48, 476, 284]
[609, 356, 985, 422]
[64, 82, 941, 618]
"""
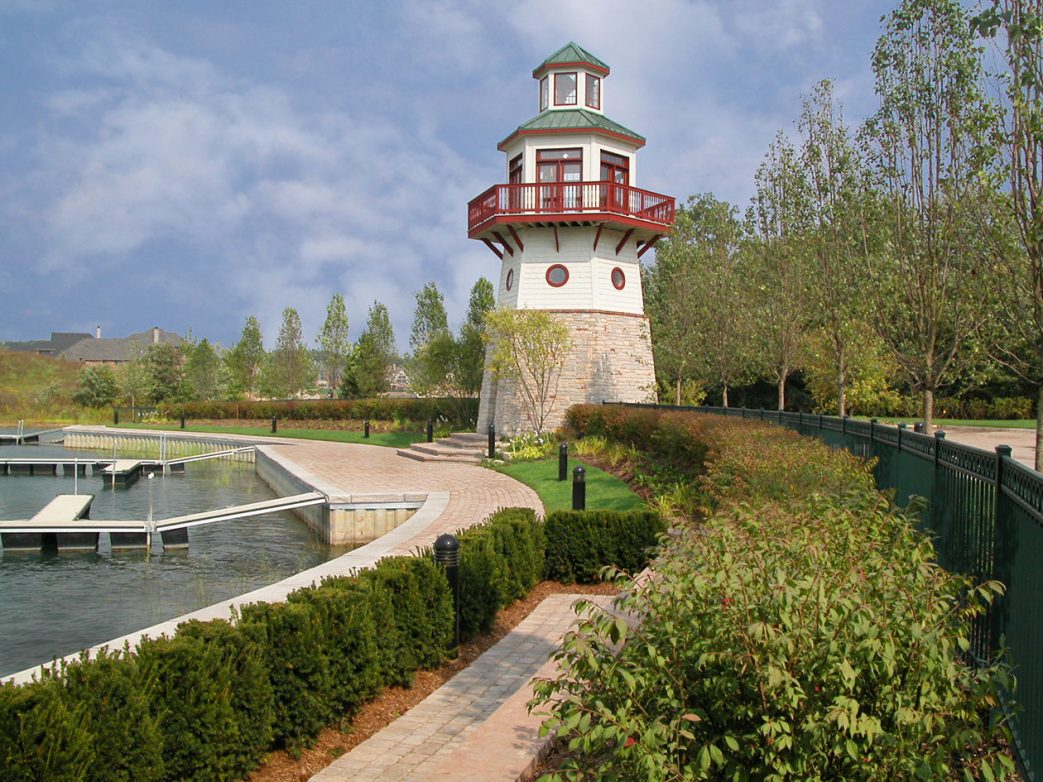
[396, 433, 489, 464]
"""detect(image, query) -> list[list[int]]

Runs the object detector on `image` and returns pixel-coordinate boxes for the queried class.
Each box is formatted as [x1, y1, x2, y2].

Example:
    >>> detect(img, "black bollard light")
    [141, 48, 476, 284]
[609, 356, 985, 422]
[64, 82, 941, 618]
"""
[487, 423, 495, 459]
[433, 533, 461, 648]
[914, 421, 925, 434]
[180, 413, 186, 430]
[271, 417, 277, 434]
[572, 466, 586, 511]
[364, 420, 370, 438]
[558, 443, 569, 481]
[113, 408, 119, 425]
[427, 419, 434, 443]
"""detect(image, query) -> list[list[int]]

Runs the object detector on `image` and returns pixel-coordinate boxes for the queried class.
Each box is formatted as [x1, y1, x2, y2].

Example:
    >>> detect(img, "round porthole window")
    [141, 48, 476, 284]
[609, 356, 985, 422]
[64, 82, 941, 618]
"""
[506, 268, 514, 291]
[611, 267, 626, 290]
[546, 264, 569, 287]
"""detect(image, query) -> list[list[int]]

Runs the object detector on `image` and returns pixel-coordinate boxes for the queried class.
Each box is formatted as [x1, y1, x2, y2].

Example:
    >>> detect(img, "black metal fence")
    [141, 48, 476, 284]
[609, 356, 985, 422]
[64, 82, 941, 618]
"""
[610, 402, 1043, 779]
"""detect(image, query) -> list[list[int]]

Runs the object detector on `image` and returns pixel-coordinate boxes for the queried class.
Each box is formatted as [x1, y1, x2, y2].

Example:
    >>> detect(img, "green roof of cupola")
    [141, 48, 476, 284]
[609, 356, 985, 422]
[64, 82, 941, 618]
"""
[532, 42, 610, 78]
[497, 108, 645, 150]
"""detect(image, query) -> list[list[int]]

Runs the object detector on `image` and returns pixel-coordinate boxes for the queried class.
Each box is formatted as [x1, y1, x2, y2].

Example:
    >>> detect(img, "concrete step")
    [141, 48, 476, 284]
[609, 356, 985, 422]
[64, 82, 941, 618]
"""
[395, 447, 483, 464]
[410, 442, 484, 458]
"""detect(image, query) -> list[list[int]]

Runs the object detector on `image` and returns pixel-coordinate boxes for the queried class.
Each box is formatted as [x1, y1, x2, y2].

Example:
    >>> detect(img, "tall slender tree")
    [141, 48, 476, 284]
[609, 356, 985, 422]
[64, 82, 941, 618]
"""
[457, 277, 496, 396]
[267, 307, 314, 398]
[862, 0, 999, 429]
[343, 301, 397, 399]
[226, 315, 265, 398]
[799, 80, 872, 417]
[316, 293, 350, 394]
[749, 132, 813, 411]
[974, 0, 1043, 469]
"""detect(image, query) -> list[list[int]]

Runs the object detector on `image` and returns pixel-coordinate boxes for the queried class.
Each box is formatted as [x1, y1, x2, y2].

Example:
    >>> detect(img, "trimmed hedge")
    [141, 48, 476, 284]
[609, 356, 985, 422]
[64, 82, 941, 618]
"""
[0, 505, 662, 781]
[544, 510, 666, 584]
[157, 397, 479, 427]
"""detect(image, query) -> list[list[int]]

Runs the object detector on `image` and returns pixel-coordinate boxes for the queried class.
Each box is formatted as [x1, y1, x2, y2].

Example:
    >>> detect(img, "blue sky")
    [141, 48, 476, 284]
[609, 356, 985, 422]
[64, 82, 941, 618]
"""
[0, 0, 886, 351]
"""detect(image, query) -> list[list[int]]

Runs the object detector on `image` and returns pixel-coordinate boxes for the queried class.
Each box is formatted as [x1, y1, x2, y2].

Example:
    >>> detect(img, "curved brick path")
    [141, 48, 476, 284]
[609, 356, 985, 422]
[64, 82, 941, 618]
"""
[264, 439, 544, 554]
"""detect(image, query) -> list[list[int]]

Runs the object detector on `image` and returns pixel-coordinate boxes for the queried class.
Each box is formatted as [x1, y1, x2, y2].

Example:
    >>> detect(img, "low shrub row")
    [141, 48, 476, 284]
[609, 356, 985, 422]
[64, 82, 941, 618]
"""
[534, 405, 1016, 780]
[156, 397, 479, 427]
[0, 505, 663, 782]
[845, 393, 1034, 420]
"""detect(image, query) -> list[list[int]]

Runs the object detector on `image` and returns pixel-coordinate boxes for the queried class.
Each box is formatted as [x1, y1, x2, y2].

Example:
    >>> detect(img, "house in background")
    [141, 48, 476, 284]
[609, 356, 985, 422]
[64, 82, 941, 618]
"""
[3, 326, 184, 366]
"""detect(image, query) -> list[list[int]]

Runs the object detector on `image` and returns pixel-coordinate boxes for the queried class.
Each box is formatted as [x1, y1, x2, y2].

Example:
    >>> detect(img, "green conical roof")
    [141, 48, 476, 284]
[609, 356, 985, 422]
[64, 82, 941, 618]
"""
[533, 42, 610, 78]
[498, 108, 644, 150]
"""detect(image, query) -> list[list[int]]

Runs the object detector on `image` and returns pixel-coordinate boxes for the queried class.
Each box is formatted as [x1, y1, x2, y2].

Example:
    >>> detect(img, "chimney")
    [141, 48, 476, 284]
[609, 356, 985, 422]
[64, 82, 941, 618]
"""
[95, 326, 101, 339]
[152, 326, 160, 344]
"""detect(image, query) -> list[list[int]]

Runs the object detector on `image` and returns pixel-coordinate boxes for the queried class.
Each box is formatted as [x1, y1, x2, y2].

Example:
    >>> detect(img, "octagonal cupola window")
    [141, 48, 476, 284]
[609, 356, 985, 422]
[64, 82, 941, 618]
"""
[534, 42, 609, 115]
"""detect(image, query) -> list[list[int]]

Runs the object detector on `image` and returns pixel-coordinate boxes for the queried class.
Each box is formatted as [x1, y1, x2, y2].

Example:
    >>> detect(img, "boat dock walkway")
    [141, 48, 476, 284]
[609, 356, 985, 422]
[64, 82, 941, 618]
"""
[0, 446, 256, 483]
[0, 491, 327, 551]
[0, 427, 64, 445]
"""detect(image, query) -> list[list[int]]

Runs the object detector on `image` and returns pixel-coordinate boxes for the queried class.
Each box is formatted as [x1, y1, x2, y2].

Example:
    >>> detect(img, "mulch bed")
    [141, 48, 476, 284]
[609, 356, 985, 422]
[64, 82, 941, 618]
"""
[247, 580, 617, 782]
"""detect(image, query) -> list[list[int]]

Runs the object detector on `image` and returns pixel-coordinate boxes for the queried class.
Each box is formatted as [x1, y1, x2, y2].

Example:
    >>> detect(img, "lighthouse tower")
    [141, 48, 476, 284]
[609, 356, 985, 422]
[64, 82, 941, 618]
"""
[469, 42, 676, 435]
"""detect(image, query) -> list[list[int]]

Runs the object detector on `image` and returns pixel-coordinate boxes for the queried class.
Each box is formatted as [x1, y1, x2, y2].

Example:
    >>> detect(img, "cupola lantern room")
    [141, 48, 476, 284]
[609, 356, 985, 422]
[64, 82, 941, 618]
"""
[471, 42, 676, 435]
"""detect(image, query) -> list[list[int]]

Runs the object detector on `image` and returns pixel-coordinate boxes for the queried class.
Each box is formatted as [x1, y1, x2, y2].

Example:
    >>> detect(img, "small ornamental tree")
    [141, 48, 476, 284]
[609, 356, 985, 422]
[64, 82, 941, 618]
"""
[316, 294, 349, 393]
[484, 308, 571, 434]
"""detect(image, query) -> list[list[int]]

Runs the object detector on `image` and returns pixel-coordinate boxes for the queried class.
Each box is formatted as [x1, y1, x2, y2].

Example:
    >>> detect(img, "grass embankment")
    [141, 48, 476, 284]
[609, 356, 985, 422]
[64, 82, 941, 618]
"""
[0, 349, 94, 423]
[490, 457, 645, 513]
[114, 423, 422, 448]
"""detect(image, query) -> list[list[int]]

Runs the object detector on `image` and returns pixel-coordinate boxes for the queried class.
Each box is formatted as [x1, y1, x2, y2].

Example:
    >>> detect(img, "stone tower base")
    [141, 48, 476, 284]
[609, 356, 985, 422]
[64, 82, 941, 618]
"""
[476, 310, 657, 437]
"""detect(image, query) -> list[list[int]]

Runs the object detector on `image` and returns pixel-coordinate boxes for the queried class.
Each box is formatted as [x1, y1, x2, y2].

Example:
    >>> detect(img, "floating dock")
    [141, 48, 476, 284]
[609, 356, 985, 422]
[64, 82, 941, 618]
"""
[0, 491, 327, 553]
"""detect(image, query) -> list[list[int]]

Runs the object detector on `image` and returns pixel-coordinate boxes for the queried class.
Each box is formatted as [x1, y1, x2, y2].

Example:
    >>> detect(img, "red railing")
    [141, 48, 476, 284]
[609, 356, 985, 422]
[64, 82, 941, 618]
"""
[467, 181, 676, 233]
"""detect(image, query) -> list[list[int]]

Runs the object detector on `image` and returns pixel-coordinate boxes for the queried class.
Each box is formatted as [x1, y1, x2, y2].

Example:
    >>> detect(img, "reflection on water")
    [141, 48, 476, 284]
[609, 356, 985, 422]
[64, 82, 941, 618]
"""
[0, 431, 346, 677]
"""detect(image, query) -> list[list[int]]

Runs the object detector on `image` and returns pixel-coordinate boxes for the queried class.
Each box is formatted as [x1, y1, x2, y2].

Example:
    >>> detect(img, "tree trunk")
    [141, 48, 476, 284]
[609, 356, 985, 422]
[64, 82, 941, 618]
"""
[922, 388, 934, 432]
[777, 373, 786, 412]
[722, 385, 729, 408]
[837, 351, 847, 418]
[1036, 385, 1043, 473]
[676, 377, 682, 406]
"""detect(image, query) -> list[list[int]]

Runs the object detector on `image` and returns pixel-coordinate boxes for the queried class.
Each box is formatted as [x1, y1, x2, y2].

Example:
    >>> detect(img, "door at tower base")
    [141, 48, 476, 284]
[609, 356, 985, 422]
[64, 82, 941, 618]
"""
[476, 310, 657, 436]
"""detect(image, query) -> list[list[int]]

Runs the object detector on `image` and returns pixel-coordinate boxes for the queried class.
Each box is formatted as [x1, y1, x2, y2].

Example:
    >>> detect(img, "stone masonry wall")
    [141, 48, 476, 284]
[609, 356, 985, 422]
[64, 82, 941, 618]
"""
[476, 310, 657, 436]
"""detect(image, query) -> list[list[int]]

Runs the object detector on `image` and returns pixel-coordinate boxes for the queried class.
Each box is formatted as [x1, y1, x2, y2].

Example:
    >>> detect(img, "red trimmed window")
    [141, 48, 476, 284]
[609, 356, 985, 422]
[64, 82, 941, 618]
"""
[611, 267, 626, 290]
[506, 268, 514, 291]
[509, 154, 522, 184]
[554, 72, 577, 106]
[546, 264, 569, 287]
[539, 76, 549, 112]
[585, 74, 601, 109]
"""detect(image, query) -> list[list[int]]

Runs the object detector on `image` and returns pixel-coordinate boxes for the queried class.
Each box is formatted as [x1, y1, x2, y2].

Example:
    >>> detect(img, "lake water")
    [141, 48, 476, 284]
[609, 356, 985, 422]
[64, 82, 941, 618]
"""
[0, 429, 348, 677]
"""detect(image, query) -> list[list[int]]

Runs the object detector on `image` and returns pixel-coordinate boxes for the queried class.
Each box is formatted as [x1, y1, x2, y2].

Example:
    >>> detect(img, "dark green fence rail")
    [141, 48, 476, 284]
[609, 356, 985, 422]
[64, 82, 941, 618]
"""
[607, 402, 1043, 779]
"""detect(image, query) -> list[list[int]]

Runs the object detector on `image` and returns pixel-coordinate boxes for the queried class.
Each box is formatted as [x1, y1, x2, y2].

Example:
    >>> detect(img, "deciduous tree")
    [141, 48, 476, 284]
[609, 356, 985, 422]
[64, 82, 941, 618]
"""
[226, 316, 265, 398]
[484, 308, 572, 435]
[316, 294, 350, 394]
[267, 308, 315, 398]
[343, 301, 397, 399]
[862, 0, 999, 429]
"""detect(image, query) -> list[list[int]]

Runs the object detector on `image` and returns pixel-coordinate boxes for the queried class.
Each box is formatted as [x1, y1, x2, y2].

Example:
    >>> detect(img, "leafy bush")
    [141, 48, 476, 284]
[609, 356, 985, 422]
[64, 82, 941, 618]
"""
[58, 650, 165, 782]
[237, 601, 332, 751]
[543, 510, 665, 584]
[136, 635, 240, 782]
[0, 676, 94, 781]
[175, 620, 274, 777]
[534, 495, 1015, 781]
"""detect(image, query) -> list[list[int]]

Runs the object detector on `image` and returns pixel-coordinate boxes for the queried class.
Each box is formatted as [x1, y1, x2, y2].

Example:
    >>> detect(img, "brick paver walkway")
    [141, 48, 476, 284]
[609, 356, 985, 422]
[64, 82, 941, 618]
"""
[261, 439, 544, 554]
[311, 593, 613, 782]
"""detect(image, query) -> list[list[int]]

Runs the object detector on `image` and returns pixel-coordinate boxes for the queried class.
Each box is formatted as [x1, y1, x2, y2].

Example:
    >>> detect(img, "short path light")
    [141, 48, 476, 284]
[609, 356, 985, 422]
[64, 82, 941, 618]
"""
[434, 533, 461, 647]
[572, 466, 586, 511]
[364, 420, 370, 438]
[558, 443, 568, 481]
[487, 423, 495, 459]
[427, 419, 434, 443]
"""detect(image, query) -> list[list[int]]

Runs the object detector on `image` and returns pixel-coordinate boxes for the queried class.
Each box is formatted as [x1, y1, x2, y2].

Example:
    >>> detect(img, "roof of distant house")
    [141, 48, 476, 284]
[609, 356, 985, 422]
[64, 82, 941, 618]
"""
[62, 328, 184, 363]
[2, 331, 93, 355]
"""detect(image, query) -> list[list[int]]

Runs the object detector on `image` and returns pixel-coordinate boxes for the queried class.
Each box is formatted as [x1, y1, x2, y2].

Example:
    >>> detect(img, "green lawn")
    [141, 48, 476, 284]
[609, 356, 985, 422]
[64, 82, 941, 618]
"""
[490, 457, 646, 513]
[856, 417, 1036, 429]
[114, 423, 422, 448]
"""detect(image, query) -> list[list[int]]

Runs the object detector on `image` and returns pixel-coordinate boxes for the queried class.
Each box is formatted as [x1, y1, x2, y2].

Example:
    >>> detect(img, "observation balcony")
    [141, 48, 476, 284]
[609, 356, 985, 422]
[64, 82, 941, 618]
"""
[467, 181, 675, 249]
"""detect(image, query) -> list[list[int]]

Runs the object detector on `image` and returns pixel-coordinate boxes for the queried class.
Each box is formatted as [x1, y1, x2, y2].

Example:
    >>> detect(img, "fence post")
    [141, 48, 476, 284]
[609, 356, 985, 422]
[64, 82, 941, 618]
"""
[995, 445, 1012, 522]
[897, 422, 905, 451]
[818, 414, 823, 430]
[842, 414, 848, 435]
[870, 418, 877, 443]
[934, 430, 945, 467]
